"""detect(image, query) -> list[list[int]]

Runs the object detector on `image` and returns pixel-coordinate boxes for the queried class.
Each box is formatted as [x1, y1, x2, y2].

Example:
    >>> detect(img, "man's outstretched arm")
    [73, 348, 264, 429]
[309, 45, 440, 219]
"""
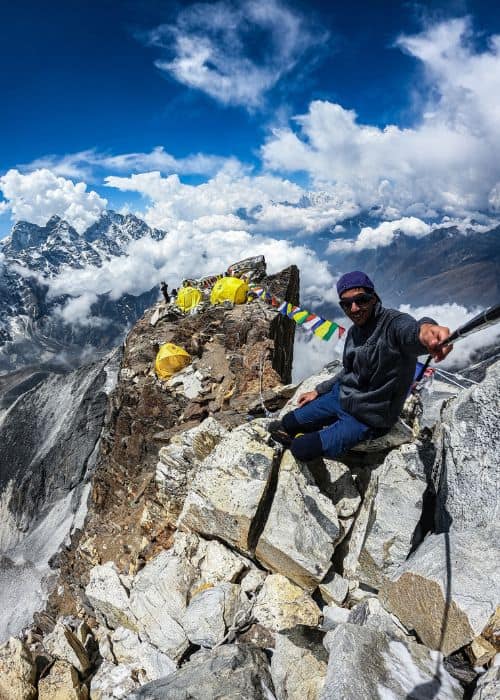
[392, 314, 452, 361]
[418, 323, 453, 361]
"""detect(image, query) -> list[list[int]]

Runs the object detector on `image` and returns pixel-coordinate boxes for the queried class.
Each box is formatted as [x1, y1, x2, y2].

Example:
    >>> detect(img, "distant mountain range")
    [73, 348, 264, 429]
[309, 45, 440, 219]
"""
[0, 211, 166, 372]
[0, 209, 498, 375]
[328, 224, 500, 309]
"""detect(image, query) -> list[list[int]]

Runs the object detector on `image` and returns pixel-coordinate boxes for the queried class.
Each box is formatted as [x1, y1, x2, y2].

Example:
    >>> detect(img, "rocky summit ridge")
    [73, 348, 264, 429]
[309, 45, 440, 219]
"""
[0, 258, 499, 700]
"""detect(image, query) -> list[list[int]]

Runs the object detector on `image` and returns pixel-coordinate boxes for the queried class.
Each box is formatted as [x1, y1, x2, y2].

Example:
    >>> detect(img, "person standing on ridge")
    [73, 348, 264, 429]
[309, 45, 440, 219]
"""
[160, 281, 170, 303]
[272, 271, 453, 462]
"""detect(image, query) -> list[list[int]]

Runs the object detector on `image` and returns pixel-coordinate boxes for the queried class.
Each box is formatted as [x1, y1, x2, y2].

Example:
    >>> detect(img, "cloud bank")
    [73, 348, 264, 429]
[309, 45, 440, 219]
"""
[263, 18, 500, 221]
[0, 169, 107, 233]
[23, 147, 241, 181]
[147, 0, 325, 108]
[328, 216, 431, 252]
[47, 223, 337, 324]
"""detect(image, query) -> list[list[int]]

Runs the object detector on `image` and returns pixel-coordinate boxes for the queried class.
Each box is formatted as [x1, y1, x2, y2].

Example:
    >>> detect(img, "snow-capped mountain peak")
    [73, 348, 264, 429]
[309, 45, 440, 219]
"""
[0, 211, 167, 372]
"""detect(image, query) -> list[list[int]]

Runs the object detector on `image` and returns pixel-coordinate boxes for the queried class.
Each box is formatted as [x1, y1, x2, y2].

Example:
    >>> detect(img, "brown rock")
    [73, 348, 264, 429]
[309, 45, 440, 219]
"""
[0, 637, 36, 700]
[38, 660, 88, 700]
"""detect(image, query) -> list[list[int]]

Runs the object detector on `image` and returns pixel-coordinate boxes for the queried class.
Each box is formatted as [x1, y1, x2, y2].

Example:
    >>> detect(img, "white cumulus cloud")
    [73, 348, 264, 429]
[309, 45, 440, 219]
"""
[20, 146, 241, 181]
[262, 18, 500, 220]
[148, 0, 325, 108]
[0, 169, 107, 233]
[45, 215, 337, 324]
[328, 217, 431, 252]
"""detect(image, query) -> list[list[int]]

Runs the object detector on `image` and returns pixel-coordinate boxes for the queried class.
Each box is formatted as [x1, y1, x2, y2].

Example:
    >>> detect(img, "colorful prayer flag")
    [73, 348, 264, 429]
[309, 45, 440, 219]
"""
[250, 285, 345, 342]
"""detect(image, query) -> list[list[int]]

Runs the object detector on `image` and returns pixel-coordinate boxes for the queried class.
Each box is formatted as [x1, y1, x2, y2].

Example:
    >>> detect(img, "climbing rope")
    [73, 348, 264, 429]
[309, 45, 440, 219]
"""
[212, 592, 257, 648]
[258, 350, 279, 419]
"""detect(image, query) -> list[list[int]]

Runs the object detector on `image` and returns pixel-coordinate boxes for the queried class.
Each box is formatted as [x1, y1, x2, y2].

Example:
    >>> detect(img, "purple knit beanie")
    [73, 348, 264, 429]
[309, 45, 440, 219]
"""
[336, 271, 375, 297]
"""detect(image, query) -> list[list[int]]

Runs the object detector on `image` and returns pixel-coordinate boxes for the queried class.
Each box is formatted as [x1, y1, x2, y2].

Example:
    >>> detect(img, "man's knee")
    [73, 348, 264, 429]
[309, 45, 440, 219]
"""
[290, 432, 323, 461]
[282, 411, 301, 436]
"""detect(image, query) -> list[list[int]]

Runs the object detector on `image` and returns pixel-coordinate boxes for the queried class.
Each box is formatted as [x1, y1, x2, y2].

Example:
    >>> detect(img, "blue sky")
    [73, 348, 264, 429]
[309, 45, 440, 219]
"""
[2, 0, 500, 246]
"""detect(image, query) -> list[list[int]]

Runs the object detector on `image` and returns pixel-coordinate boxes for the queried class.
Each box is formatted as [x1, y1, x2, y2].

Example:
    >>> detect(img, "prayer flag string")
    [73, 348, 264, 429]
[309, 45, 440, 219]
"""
[249, 286, 345, 342]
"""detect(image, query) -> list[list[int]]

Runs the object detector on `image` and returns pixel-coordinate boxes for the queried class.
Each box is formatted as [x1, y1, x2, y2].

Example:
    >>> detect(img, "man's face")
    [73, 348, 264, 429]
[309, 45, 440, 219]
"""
[340, 286, 377, 326]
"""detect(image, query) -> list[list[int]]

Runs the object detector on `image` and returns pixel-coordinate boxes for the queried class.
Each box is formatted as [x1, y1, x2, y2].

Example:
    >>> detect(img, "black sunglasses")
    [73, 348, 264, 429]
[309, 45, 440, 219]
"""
[339, 292, 375, 311]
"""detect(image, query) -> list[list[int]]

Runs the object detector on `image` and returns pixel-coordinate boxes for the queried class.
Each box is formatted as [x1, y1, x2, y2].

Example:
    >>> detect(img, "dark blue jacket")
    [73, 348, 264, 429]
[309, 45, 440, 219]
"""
[317, 303, 435, 429]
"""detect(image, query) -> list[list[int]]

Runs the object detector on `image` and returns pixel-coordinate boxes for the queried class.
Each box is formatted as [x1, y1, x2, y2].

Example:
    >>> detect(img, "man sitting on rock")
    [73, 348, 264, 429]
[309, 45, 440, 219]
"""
[272, 271, 452, 462]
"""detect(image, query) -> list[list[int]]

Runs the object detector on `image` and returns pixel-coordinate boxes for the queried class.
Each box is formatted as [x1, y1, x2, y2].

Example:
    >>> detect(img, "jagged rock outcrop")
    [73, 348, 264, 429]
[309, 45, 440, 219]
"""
[473, 663, 500, 699]
[433, 360, 500, 533]
[320, 622, 463, 700]
[381, 525, 500, 656]
[343, 443, 428, 589]
[4, 259, 499, 699]
[49, 263, 298, 619]
[178, 421, 282, 555]
[38, 659, 89, 700]
[255, 451, 341, 590]
[271, 625, 328, 700]
[0, 637, 37, 700]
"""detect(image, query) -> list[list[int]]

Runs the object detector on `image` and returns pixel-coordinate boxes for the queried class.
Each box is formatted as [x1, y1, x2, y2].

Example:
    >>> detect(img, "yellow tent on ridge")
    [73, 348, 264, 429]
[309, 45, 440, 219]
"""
[155, 343, 191, 380]
[210, 276, 249, 306]
[176, 286, 203, 313]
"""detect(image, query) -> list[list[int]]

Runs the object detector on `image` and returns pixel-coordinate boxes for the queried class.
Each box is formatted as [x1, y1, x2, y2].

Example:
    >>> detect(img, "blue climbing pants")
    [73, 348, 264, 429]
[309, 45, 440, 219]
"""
[281, 382, 374, 461]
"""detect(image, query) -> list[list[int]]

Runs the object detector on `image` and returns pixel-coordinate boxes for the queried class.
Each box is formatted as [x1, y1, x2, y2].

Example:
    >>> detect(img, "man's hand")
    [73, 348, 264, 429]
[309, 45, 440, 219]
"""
[419, 323, 453, 362]
[297, 390, 318, 407]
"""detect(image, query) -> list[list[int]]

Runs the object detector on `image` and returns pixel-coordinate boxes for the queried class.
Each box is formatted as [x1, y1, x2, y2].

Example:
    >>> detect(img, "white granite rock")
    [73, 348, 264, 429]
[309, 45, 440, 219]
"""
[320, 623, 463, 700]
[343, 444, 427, 589]
[38, 659, 89, 700]
[271, 626, 328, 700]
[181, 583, 248, 648]
[320, 459, 361, 518]
[382, 525, 500, 655]
[156, 417, 227, 507]
[128, 644, 275, 699]
[321, 605, 350, 631]
[319, 570, 349, 606]
[253, 574, 321, 632]
[240, 567, 268, 596]
[256, 451, 340, 590]
[473, 664, 500, 699]
[128, 549, 190, 660]
[178, 421, 281, 554]
[434, 359, 500, 532]
[85, 562, 138, 632]
[44, 620, 90, 675]
[90, 661, 139, 699]
[167, 366, 205, 399]
[110, 627, 176, 683]
[0, 637, 36, 700]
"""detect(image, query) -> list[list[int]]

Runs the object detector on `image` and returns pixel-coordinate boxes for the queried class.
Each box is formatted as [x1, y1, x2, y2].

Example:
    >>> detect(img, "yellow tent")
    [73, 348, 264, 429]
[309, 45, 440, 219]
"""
[210, 276, 249, 306]
[155, 343, 191, 380]
[176, 286, 203, 313]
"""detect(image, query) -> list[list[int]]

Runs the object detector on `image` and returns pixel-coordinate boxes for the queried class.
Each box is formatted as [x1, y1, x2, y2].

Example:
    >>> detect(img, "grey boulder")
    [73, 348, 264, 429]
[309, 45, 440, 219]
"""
[433, 359, 500, 532]
[271, 625, 328, 700]
[178, 421, 281, 554]
[381, 526, 500, 655]
[320, 623, 463, 700]
[256, 451, 340, 590]
[128, 644, 275, 699]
